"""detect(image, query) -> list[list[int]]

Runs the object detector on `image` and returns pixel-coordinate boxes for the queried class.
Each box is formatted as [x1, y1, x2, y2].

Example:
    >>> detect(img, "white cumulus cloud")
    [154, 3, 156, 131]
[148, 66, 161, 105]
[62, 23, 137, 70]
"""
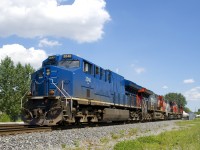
[162, 85, 168, 89]
[39, 38, 61, 47]
[0, 44, 47, 69]
[131, 63, 146, 74]
[134, 67, 145, 74]
[0, 0, 110, 43]
[183, 79, 195, 84]
[184, 87, 200, 101]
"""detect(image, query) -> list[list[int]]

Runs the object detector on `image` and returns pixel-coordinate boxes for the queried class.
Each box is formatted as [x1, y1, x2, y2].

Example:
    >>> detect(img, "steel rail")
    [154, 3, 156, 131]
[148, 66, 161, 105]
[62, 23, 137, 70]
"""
[0, 125, 52, 136]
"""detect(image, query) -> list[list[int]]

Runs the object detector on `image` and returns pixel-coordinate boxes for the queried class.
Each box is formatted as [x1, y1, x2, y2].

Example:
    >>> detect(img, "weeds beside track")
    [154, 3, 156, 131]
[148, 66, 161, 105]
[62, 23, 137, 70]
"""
[114, 119, 200, 150]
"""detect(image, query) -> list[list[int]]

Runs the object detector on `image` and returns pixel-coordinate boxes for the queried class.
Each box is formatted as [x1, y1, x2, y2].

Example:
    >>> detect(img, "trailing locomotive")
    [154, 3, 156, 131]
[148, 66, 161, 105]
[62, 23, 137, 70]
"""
[22, 54, 183, 126]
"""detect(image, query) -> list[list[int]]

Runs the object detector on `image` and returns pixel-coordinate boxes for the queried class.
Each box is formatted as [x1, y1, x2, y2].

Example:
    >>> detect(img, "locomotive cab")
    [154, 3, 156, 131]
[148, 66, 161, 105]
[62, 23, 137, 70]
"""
[32, 54, 81, 97]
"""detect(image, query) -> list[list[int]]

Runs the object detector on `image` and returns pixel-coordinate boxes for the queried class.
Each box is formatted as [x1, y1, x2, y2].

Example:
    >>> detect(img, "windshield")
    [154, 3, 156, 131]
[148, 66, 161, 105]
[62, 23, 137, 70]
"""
[59, 60, 80, 68]
[43, 60, 57, 67]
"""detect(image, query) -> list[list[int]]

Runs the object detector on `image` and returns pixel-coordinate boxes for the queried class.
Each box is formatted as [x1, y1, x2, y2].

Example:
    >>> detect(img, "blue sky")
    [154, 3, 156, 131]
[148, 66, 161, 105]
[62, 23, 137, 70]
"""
[0, 0, 200, 111]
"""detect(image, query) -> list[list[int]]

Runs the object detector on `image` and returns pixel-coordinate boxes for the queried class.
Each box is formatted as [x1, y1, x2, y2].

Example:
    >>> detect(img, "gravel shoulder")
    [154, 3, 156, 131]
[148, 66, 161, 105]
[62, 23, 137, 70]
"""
[0, 120, 181, 150]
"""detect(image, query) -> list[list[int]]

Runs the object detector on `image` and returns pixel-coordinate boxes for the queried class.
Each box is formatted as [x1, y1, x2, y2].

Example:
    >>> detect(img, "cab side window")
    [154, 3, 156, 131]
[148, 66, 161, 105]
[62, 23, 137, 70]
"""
[108, 71, 112, 83]
[100, 68, 104, 80]
[96, 66, 99, 75]
[94, 66, 99, 78]
[105, 71, 112, 83]
[83, 61, 93, 75]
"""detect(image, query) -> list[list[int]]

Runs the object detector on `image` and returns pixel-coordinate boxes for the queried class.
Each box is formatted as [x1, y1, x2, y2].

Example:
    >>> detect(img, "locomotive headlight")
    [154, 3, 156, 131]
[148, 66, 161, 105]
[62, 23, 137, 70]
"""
[46, 68, 51, 76]
[49, 90, 55, 95]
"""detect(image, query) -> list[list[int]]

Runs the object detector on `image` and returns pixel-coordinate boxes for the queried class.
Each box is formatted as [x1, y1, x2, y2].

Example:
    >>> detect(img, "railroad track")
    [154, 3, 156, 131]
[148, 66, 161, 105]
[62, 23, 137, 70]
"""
[0, 121, 131, 136]
[0, 120, 176, 136]
[0, 124, 52, 136]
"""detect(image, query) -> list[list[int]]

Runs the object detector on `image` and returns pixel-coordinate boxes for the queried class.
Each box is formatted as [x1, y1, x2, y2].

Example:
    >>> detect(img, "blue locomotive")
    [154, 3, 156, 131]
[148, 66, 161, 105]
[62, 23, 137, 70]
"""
[22, 54, 183, 126]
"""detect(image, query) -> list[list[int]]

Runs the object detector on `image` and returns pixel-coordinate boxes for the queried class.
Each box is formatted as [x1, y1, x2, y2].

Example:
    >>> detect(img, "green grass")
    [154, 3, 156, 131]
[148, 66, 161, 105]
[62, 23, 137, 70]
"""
[128, 128, 138, 136]
[119, 130, 125, 136]
[111, 132, 121, 140]
[74, 140, 80, 147]
[0, 113, 11, 122]
[61, 144, 67, 149]
[114, 119, 200, 150]
[100, 137, 110, 144]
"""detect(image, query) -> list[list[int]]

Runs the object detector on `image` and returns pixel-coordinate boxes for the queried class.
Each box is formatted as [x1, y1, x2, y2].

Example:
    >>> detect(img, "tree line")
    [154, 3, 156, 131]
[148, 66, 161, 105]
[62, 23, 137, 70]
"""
[0, 57, 34, 121]
[0, 56, 191, 121]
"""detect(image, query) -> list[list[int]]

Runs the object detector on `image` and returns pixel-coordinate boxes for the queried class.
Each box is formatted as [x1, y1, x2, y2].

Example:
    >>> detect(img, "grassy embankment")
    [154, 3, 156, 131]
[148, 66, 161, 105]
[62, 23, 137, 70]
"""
[0, 113, 11, 122]
[114, 119, 200, 150]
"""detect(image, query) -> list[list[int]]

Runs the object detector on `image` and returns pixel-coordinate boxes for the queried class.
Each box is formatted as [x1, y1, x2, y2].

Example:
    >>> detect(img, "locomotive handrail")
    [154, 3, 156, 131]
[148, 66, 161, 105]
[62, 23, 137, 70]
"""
[49, 78, 68, 98]
[49, 79, 73, 117]
[61, 80, 72, 99]
[61, 80, 73, 115]
[20, 91, 29, 108]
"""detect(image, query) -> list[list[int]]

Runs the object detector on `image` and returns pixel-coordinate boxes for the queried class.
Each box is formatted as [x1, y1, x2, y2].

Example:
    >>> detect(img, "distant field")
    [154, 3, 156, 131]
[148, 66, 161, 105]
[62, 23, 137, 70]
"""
[114, 119, 200, 150]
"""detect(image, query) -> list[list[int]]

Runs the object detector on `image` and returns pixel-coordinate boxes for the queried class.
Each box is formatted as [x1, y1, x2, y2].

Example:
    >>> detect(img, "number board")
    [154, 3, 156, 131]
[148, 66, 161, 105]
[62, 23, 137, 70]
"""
[63, 54, 72, 59]
[48, 56, 56, 60]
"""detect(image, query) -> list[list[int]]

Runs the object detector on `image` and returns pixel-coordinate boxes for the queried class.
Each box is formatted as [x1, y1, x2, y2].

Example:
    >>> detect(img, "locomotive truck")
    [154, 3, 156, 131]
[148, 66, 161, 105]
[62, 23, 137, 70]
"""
[22, 54, 183, 126]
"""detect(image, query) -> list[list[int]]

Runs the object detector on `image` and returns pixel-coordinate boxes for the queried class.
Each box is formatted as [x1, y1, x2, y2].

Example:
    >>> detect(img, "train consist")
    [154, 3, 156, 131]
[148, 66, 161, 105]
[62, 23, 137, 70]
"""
[22, 54, 183, 126]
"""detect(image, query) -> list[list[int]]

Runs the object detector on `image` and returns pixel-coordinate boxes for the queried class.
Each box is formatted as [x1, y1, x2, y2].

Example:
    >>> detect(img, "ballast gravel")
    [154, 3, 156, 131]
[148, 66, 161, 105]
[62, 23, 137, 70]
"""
[0, 120, 181, 150]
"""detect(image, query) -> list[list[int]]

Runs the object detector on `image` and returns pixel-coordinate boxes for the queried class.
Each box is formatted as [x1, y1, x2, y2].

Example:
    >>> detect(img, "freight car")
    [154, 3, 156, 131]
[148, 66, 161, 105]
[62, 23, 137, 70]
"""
[22, 54, 183, 126]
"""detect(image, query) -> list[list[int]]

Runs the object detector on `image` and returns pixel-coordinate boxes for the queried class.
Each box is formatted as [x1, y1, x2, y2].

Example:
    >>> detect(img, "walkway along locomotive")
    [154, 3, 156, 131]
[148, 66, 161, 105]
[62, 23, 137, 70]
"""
[22, 54, 183, 126]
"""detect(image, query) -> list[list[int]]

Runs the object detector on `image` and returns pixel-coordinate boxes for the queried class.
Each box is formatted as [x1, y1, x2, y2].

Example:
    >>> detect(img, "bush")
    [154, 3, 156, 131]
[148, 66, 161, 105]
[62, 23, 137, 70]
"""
[0, 113, 11, 122]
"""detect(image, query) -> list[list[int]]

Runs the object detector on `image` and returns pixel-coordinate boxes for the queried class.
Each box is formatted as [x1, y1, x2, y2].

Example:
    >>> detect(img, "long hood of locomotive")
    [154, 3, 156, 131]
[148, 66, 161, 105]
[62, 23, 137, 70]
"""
[31, 66, 73, 97]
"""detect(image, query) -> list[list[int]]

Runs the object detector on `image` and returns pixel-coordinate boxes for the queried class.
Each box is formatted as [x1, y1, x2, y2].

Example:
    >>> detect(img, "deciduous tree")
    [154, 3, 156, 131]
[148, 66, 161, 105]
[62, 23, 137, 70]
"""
[184, 107, 191, 113]
[0, 57, 34, 121]
[164, 93, 187, 107]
